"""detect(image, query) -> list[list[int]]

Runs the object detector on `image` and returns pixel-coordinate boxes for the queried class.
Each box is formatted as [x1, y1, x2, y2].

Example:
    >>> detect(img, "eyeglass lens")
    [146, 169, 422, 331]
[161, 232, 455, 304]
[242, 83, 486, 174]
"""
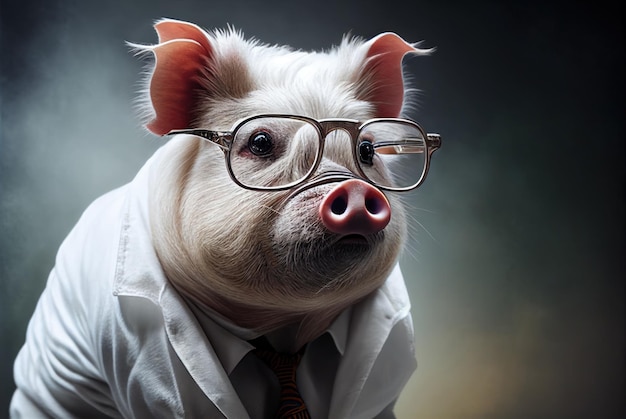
[229, 116, 426, 189]
[357, 121, 427, 189]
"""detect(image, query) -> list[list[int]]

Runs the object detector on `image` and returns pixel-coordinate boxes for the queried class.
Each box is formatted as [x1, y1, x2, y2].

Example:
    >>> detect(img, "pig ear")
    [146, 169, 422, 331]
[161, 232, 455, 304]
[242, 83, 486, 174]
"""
[359, 33, 425, 118]
[145, 20, 214, 135]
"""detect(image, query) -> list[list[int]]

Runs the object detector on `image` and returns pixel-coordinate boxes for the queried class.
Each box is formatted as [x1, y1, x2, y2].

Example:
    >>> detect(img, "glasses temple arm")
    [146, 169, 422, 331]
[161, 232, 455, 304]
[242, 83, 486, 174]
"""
[164, 129, 231, 151]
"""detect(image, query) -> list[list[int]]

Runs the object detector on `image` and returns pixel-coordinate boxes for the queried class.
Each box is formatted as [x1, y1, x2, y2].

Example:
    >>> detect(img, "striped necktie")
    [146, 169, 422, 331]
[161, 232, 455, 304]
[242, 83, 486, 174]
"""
[251, 338, 311, 419]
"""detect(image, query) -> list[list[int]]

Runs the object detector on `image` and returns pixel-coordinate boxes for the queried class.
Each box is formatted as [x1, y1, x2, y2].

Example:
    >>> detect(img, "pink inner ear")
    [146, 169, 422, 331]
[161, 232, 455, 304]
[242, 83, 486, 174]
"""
[146, 20, 214, 136]
[147, 39, 210, 135]
[154, 19, 213, 54]
[363, 33, 417, 118]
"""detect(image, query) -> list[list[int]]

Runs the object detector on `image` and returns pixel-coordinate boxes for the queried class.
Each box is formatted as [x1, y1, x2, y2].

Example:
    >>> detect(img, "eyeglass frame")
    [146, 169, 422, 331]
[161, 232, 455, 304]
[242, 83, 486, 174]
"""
[164, 114, 441, 192]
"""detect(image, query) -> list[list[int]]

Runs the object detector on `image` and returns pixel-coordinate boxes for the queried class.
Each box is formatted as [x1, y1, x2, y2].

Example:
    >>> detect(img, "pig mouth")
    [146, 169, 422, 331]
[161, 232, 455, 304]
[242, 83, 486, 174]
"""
[328, 230, 384, 248]
[335, 234, 369, 245]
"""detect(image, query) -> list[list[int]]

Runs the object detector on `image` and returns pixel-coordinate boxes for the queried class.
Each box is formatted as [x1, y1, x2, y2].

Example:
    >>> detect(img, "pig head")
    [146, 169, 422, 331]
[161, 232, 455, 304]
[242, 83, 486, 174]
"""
[134, 19, 428, 348]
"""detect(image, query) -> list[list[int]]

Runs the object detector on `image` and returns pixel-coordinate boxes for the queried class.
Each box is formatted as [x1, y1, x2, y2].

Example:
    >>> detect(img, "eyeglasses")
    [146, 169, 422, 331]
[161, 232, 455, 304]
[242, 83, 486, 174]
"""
[165, 114, 441, 192]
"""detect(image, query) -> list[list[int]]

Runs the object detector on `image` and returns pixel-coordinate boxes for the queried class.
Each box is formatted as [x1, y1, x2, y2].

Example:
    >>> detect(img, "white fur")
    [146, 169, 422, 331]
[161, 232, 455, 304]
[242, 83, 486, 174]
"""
[135, 21, 428, 349]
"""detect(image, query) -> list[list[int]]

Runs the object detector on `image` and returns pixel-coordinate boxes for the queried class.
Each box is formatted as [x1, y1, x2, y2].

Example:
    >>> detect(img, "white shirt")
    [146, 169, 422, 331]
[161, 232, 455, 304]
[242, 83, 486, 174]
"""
[11, 146, 417, 419]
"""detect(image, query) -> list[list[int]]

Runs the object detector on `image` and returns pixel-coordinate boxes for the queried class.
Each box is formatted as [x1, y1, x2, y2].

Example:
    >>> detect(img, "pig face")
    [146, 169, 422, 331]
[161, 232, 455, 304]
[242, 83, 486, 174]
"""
[134, 20, 431, 341]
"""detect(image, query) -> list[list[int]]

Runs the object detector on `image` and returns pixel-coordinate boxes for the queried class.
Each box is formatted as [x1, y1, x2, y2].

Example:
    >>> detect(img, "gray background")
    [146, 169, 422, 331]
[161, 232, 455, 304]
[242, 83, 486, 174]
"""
[1, 0, 623, 417]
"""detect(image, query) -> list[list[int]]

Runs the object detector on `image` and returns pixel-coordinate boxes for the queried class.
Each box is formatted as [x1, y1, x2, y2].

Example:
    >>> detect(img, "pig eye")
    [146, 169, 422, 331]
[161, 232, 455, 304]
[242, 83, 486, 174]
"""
[358, 140, 375, 166]
[248, 131, 274, 156]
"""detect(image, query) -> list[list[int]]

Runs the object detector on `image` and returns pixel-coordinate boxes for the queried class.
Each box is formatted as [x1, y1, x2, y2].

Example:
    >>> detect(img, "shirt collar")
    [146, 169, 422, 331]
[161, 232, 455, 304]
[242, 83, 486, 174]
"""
[326, 306, 350, 356]
[112, 149, 167, 304]
[184, 298, 255, 375]
[186, 296, 351, 375]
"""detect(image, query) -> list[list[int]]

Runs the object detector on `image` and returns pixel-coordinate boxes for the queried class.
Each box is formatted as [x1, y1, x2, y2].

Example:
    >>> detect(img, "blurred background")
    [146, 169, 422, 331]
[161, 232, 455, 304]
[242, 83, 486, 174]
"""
[1, 0, 623, 417]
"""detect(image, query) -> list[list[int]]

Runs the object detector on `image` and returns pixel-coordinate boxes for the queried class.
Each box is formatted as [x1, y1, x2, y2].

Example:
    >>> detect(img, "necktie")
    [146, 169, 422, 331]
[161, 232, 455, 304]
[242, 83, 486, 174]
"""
[251, 338, 312, 419]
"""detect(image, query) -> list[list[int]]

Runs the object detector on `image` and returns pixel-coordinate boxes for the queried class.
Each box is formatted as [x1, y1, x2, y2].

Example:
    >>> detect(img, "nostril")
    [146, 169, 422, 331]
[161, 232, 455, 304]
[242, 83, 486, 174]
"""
[319, 179, 391, 235]
[365, 197, 383, 214]
[331, 195, 348, 215]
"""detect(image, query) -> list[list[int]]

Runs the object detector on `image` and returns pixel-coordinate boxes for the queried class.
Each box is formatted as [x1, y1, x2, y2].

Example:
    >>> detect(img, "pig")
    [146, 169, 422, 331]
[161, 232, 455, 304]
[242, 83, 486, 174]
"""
[10, 19, 441, 419]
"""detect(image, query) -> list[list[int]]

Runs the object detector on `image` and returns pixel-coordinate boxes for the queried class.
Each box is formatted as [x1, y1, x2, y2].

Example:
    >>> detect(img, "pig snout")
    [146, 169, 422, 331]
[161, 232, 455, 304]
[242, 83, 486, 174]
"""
[319, 179, 391, 235]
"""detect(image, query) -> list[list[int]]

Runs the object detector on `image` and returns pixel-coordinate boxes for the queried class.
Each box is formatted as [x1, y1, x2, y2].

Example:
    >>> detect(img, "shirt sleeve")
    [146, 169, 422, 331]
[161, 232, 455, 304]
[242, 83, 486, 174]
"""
[10, 191, 125, 418]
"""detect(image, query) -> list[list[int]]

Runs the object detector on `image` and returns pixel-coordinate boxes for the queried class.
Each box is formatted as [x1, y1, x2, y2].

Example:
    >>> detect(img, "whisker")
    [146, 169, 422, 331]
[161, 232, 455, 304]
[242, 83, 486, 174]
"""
[402, 236, 422, 264]
[260, 204, 283, 216]
[401, 199, 439, 245]
[407, 206, 437, 215]
[314, 274, 341, 295]
[410, 216, 438, 245]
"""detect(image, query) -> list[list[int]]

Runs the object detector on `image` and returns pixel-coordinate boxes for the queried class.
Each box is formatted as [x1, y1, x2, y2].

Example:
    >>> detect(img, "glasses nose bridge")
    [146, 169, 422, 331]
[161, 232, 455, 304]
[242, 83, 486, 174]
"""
[315, 120, 363, 178]
[318, 120, 360, 142]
